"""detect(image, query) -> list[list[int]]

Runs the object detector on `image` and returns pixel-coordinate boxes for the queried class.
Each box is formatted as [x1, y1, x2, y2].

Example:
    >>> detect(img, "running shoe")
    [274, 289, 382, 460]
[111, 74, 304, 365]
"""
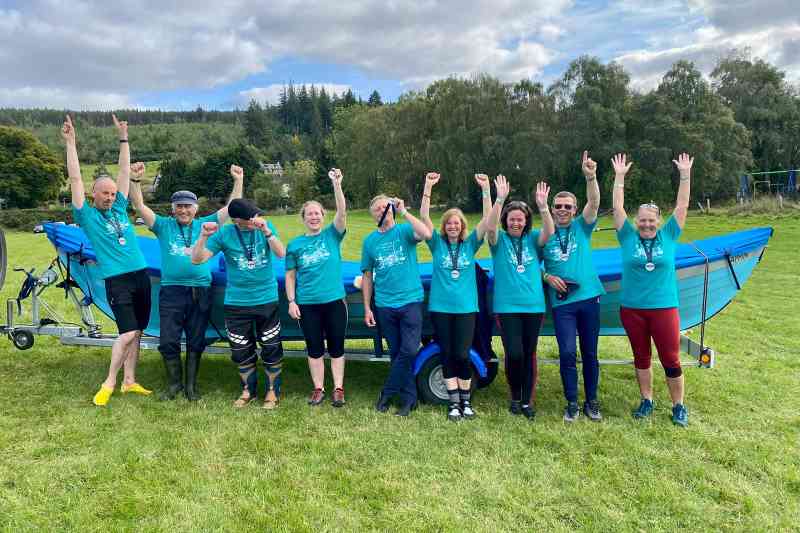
[308, 388, 325, 406]
[331, 388, 346, 408]
[447, 403, 462, 422]
[583, 400, 603, 422]
[632, 398, 654, 419]
[521, 404, 536, 420]
[461, 400, 476, 420]
[563, 401, 580, 422]
[509, 400, 522, 415]
[671, 403, 689, 427]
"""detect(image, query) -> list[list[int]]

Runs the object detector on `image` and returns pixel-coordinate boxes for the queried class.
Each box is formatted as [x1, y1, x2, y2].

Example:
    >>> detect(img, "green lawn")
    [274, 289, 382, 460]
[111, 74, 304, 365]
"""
[0, 211, 798, 531]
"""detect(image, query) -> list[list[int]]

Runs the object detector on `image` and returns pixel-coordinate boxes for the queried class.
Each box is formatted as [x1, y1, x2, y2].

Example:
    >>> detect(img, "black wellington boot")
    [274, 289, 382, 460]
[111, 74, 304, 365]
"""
[159, 357, 184, 401]
[184, 351, 202, 401]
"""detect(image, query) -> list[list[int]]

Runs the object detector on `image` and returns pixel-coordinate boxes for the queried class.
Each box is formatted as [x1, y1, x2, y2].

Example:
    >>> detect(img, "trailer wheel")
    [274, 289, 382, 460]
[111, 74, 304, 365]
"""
[416, 355, 478, 405]
[11, 330, 34, 350]
[476, 360, 499, 389]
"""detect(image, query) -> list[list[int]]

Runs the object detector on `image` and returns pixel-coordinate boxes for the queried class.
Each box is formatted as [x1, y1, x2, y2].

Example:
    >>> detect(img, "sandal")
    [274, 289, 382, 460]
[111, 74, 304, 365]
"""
[233, 390, 255, 408]
[263, 390, 279, 410]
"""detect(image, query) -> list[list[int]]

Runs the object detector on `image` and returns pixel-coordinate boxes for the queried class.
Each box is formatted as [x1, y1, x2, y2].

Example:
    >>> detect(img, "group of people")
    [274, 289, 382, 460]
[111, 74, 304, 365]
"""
[62, 115, 693, 427]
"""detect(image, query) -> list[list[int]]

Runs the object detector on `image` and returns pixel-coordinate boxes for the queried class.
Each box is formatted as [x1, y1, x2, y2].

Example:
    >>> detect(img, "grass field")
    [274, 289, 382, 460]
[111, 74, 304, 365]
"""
[65, 161, 161, 192]
[0, 210, 798, 531]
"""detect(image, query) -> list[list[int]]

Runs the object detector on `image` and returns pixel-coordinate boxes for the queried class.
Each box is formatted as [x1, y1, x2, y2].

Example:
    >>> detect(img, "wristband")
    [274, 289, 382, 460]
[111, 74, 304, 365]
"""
[288, 299, 295, 304]
[119, 139, 128, 143]
[614, 183, 625, 188]
[481, 191, 489, 198]
[423, 194, 431, 199]
[399, 208, 408, 217]
[680, 176, 690, 181]
[542, 272, 550, 281]
[267, 233, 276, 240]
[496, 196, 506, 203]
[131, 179, 141, 184]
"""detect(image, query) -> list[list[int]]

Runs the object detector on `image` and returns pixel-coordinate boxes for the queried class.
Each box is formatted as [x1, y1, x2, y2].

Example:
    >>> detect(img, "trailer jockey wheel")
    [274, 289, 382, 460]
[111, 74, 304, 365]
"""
[476, 360, 499, 389]
[11, 330, 34, 350]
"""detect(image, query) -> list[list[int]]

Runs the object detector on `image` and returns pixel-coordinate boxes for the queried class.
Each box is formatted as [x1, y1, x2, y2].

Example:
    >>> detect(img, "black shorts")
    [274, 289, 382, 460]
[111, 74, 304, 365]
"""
[298, 299, 348, 358]
[105, 269, 152, 334]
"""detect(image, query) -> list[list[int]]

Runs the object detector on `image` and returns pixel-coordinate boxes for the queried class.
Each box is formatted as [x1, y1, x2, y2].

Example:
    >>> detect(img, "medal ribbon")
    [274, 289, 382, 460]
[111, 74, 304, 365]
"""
[99, 210, 125, 242]
[446, 238, 462, 273]
[556, 227, 571, 256]
[639, 235, 657, 266]
[510, 235, 524, 269]
[177, 220, 194, 248]
[234, 226, 256, 264]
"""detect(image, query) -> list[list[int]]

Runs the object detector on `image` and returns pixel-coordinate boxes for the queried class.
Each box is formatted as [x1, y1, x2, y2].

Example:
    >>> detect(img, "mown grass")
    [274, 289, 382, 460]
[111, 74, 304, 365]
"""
[0, 211, 798, 532]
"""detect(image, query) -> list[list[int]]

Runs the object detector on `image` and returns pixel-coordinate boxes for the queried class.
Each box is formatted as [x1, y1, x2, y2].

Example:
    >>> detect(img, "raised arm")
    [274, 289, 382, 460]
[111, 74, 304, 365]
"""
[217, 165, 244, 225]
[611, 153, 632, 230]
[476, 173, 492, 219]
[672, 153, 693, 229]
[254, 217, 286, 258]
[581, 151, 600, 224]
[112, 114, 130, 198]
[535, 181, 555, 247]
[329, 168, 347, 233]
[128, 162, 156, 227]
[419, 172, 440, 235]
[62, 115, 85, 209]
[485, 175, 509, 246]
[400, 198, 433, 241]
[191, 222, 218, 264]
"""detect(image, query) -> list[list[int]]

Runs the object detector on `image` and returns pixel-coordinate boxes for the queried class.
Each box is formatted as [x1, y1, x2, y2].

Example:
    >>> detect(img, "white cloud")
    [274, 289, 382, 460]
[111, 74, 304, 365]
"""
[0, 87, 134, 109]
[238, 83, 352, 106]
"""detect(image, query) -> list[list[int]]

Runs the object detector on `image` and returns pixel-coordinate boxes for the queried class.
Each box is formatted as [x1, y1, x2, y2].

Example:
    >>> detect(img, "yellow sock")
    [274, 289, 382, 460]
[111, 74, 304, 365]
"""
[120, 383, 152, 395]
[92, 385, 114, 406]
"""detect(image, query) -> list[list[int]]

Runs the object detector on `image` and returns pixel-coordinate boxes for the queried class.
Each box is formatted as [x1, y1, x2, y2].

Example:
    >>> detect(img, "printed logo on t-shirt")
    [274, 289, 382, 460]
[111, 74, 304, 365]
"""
[374, 239, 407, 271]
[439, 251, 470, 270]
[298, 240, 331, 268]
[102, 217, 130, 236]
[168, 241, 192, 257]
[545, 236, 578, 261]
[505, 239, 536, 267]
[233, 248, 269, 270]
[634, 241, 664, 260]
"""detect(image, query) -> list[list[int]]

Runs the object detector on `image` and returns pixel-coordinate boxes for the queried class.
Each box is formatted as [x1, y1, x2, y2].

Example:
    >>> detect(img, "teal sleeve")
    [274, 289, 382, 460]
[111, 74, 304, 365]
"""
[578, 217, 597, 237]
[328, 223, 346, 241]
[360, 240, 373, 272]
[199, 213, 219, 224]
[285, 242, 297, 270]
[71, 203, 85, 224]
[664, 215, 681, 241]
[617, 219, 634, 244]
[468, 229, 483, 250]
[113, 191, 128, 210]
[268, 221, 278, 238]
[206, 232, 224, 255]
[150, 214, 167, 235]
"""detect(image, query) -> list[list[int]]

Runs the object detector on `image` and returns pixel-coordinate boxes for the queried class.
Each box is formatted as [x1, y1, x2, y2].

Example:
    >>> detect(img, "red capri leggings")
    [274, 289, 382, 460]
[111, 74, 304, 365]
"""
[619, 307, 681, 375]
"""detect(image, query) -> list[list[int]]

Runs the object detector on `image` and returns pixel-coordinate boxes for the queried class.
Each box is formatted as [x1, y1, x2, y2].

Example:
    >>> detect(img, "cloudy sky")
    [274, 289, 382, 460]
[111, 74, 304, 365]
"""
[1, 0, 798, 110]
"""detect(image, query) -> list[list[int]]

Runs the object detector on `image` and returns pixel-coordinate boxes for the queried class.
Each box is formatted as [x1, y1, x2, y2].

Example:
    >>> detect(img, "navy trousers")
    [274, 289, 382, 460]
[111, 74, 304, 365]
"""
[376, 302, 423, 406]
[552, 296, 601, 403]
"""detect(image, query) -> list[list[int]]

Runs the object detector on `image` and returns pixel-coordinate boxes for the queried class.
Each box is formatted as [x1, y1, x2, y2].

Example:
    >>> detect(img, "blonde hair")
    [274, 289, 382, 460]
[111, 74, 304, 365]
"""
[300, 200, 325, 220]
[369, 194, 391, 211]
[439, 208, 468, 241]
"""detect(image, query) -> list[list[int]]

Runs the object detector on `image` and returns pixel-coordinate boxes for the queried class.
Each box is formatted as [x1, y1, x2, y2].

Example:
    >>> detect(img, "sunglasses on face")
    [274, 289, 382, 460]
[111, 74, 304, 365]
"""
[553, 204, 575, 210]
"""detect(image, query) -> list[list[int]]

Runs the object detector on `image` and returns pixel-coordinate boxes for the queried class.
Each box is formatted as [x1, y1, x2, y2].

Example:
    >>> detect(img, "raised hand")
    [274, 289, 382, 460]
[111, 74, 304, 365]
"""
[611, 153, 632, 176]
[252, 217, 268, 233]
[230, 164, 244, 181]
[201, 222, 219, 237]
[328, 168, 343, 185]
[494, 174, 509, 200]
[393, 198, 406, 213]
[425, 172, 441, 188]
[672, 153, 694, 178]
[535, 181, 550, 209]
[288, 301, 301, 320]
[61, 115, 76, 144]
[131, 162, 146, 179]
[111, 114, 128, 140]
[474, 173, 490, 190]
[582, 151, 597, 180]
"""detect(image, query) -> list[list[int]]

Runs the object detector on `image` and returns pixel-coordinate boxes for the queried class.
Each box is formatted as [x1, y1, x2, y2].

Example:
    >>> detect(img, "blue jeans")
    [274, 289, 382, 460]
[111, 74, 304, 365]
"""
[376, 302, 423, 405]
[552, 296, 600, 403]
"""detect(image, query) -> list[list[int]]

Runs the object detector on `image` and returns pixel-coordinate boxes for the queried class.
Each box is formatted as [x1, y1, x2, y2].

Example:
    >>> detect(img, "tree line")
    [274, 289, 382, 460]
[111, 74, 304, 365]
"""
[1, 50, 797, 211]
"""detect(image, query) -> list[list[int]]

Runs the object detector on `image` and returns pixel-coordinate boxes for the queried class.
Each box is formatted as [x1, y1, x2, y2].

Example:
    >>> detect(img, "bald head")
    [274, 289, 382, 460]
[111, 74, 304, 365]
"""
[92, 177, 117, 210]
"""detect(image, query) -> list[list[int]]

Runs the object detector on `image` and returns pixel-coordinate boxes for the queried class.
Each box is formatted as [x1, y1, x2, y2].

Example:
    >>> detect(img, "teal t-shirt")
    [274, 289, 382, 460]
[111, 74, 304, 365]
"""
[540, 217, 605, 307]
[360, 223, 424, 309]
[151, 213, 218, 287]
[206, 222, 279, 306]
[490, 230, 545, 313]
[426, 230, 484, 314]
[617, 215, 681, 309]
[72, 192, 147, 280]
[285, 224, 346, 305]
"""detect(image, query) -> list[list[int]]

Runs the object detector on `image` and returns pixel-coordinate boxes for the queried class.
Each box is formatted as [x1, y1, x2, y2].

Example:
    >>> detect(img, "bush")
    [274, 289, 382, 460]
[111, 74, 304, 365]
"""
[0, 207, 75, 231]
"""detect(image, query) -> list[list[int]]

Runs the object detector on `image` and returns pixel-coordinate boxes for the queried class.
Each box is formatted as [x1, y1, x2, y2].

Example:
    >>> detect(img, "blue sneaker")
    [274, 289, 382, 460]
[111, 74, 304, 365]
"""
[632, 398, 654, 419]
[563, 402, 580, 422]
[671, 403, 689, 427]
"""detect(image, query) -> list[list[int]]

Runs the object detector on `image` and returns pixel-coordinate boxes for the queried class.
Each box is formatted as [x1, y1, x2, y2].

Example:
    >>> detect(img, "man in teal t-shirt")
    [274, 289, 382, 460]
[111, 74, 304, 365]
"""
[63, 113, 153, 407]
[192, 198, 286, 410]
[129, 163, 243, 401]
[361, 194, 432, 416]
[541, 151, 605, 423]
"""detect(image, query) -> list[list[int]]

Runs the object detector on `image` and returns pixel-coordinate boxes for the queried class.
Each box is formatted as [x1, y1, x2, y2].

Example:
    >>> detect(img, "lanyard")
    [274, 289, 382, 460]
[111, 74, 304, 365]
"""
[177, 220, 194, 248]
[99, 209, 124, 240]
[510, 235, 524, 267]
[446, 238, 462, 271]
[234, 226, 256, 263]
[639, 235, 658, 264]
[377, 202, 395, 228]
[556, 227, 571, 255]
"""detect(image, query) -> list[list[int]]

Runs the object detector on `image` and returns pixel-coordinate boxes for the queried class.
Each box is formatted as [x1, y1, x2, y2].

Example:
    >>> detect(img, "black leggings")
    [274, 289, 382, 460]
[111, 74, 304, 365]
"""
[298, 299, 348, 358]
[224, 303, 284, 396]
[497, 313, 543, 404]
[430, 312, 476, 380]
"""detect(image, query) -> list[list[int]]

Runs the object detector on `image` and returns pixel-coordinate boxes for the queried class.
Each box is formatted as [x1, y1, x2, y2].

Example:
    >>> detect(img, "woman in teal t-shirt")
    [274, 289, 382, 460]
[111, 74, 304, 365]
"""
[489, 181, 554, 420]
[611, 152, 694, 427]
[419, 172, 507, 422]
[285, 168, 348, 408]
